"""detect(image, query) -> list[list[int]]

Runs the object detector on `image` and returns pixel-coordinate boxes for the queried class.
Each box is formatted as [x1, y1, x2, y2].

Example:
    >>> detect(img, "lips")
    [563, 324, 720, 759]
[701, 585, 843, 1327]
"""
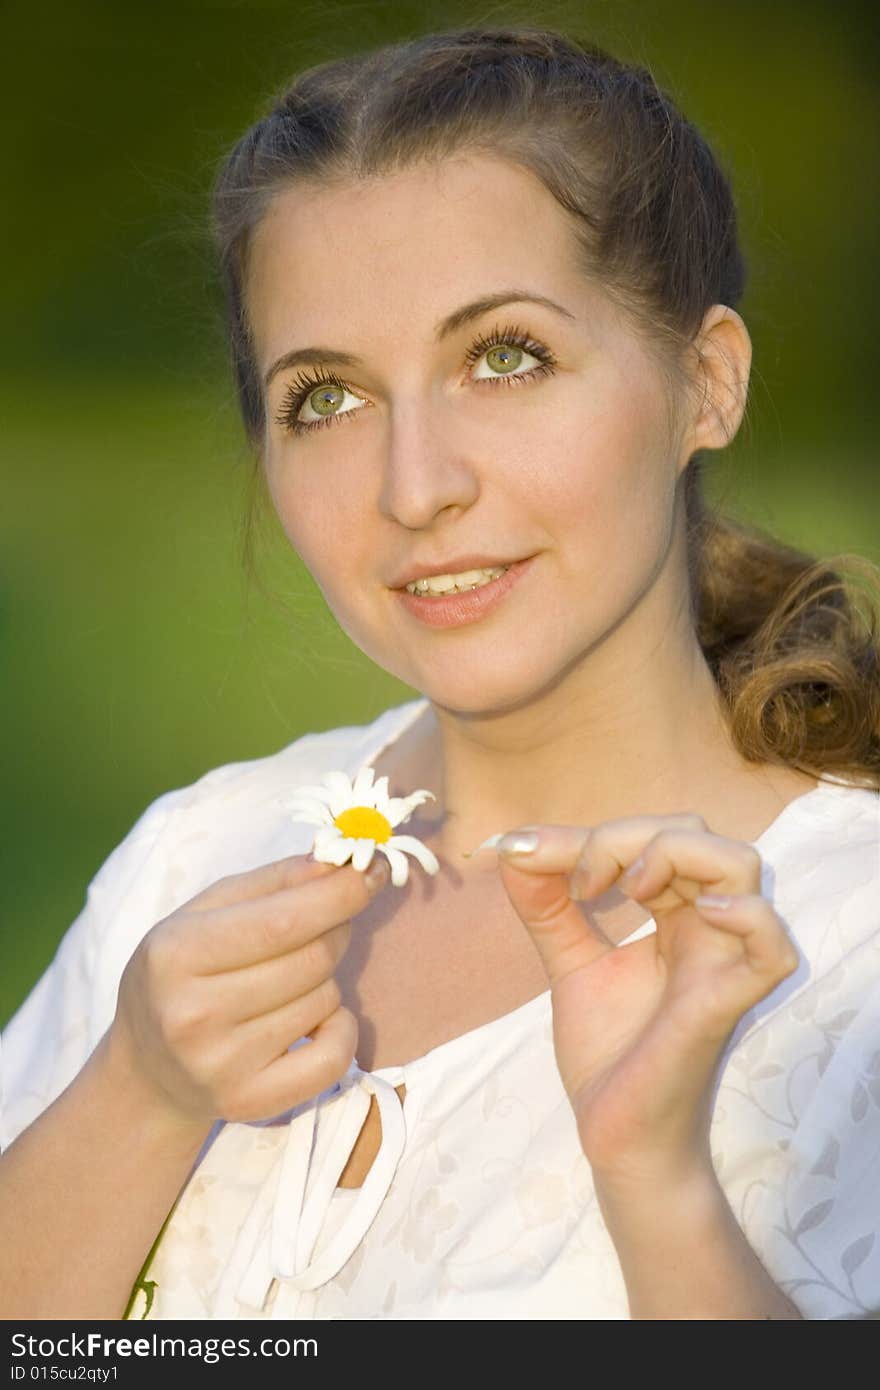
[393, 555, 535, 628]
[390, 554, 527, 589]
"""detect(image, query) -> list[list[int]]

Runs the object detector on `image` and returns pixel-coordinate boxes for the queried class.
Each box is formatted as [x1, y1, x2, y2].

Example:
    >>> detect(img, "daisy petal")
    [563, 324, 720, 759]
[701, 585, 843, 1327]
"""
[378, 844, 410, 887]
[312, 825, 345, 853]
[322, 772, 355, 811]
[351, 838, 377, 871]
[351, 765, 377, 805]
[321, 771, 357, 820]
[385, 789, 436, 827]
[372, 776, 391, 814]
[313, 836, 356, 867]
[386, 834, 440, 876]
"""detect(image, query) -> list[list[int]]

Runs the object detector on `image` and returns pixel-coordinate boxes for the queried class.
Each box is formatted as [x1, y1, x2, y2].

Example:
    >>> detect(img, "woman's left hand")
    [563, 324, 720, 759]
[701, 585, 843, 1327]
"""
[488, 815, 800, 1193]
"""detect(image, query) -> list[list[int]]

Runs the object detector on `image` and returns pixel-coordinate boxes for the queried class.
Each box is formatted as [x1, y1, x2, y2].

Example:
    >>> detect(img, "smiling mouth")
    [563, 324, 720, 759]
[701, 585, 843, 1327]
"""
[392, 556, 535, 629]
[404, 565, 510, 596]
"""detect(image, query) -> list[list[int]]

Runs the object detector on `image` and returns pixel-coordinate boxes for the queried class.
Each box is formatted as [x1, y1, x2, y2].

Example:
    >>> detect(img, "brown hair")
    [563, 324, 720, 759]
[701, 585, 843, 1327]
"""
[210, 24, 880, 791]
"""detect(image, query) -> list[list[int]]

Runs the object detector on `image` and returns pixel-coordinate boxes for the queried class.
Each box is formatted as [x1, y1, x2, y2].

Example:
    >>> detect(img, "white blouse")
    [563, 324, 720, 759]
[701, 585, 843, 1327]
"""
[2, 697, 879, 1320]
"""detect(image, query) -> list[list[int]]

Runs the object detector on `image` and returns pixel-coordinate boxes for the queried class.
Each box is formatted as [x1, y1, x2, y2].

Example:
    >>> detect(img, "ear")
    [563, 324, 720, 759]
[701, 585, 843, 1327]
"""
[680, 305, 752, 469]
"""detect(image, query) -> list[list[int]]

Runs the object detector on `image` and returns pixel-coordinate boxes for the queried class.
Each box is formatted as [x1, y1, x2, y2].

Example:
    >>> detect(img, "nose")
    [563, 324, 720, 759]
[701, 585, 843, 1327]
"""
[376, 396, 481, 530]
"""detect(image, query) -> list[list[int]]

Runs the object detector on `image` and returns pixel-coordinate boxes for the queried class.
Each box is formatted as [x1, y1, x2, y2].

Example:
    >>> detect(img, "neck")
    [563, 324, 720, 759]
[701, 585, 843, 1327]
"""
[425, 660, 721, 833]
[394, 620, 799, 865]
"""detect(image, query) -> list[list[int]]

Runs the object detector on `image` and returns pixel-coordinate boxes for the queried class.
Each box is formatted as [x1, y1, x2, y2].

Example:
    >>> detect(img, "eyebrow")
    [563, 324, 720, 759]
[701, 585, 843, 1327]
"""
[262, 289, 577, 389]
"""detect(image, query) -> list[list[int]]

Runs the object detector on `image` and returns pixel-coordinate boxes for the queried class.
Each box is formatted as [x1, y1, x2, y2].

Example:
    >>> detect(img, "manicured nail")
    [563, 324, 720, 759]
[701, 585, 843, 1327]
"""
[497, 831, 540, 856]
[695, 894, 732, 911]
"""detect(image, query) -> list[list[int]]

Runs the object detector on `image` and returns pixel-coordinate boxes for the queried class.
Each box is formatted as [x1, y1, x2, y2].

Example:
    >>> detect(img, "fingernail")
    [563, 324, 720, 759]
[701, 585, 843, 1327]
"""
[695, 894, 732, 911]
[497, 831, 540, 856]
[364, 857, 390, 889]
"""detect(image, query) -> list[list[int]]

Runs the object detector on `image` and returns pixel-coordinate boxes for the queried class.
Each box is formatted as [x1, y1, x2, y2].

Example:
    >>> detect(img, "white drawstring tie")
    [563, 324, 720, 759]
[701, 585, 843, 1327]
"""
[212, 1062, 406, 1318]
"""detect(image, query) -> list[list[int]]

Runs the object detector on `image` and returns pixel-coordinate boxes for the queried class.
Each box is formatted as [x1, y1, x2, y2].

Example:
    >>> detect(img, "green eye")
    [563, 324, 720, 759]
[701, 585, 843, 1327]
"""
[278, 373, 368, 432]
[308, 384, 346, 417]
[465, 324, 555, 384]
[485, 344, 524, 374]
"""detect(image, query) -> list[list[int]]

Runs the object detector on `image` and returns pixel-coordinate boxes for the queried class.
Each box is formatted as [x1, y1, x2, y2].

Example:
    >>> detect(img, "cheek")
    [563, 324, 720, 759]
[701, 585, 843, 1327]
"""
[269, 460, 351, 560]
[270, 469, 378, 616]
[564, 376, 670, 501]
[520, 381, 675, 571]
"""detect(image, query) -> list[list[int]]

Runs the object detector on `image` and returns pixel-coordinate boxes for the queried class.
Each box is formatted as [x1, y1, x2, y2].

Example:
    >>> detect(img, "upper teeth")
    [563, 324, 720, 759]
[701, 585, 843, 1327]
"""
[406, 565, 509, 595]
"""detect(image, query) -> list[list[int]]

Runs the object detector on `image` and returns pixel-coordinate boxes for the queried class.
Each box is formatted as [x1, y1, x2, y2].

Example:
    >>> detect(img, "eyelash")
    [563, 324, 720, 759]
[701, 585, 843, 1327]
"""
[272, 322, 557, 437]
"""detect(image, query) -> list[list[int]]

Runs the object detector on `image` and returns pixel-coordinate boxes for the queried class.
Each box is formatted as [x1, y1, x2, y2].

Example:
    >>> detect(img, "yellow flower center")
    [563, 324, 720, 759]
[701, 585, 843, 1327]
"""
[334, 806, 393, 843]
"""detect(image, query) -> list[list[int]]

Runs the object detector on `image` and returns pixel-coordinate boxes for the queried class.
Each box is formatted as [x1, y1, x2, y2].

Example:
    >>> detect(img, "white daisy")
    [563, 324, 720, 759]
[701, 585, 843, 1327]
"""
[285, 766, 440, 887]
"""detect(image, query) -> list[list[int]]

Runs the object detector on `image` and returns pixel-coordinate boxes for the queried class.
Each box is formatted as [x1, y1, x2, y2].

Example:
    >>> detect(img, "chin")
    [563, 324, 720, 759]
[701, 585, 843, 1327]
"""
[410, 660, 576, 721]
[338, 608, 583, 716]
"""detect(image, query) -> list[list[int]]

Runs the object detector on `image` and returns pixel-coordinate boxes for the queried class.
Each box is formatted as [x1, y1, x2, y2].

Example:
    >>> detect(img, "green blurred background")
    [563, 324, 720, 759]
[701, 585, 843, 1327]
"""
[2, 0, 877, 1027]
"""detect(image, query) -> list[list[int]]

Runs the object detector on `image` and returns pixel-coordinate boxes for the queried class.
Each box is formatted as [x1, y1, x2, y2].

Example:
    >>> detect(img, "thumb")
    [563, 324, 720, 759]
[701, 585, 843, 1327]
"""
[496, 853, 610, 986]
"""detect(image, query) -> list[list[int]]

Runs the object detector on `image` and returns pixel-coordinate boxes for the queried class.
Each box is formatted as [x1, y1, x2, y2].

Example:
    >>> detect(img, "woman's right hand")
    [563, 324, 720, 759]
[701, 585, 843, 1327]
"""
[108, 851, 390, 1128]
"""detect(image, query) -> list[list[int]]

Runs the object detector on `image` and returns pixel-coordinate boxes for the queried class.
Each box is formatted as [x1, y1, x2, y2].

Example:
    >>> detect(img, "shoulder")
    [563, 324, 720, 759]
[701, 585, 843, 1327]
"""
[158, 696, 426, 828]
[76, 696, 424, 907]
[1, 698, 427, 1108]
[719, 779, 880, 1068]
[762, 778, 880, 970]
[94, 694, 427, 922]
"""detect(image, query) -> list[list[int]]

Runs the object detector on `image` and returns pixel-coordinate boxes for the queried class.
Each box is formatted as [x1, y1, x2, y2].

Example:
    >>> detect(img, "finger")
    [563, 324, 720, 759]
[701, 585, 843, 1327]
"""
[491, 821, 687, 985]
[492, 820, 759, 904]
[657, 894, 801, 1043]
[189, 852, 339, 911]
[693, 893, 801, 983]
[232, 975, 346, 1072]
[222, 1007, 359, 1123]
[614, 829, 763, 907]
[487, 817, 704, 898]
[176, 859, 388, 974]
[210, 921, 352, 1024]
[496, 856, 611, 986]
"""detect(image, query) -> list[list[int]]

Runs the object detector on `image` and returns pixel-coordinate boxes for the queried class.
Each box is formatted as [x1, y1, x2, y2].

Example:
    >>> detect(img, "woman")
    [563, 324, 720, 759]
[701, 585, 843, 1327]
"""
[2, 25, 879, 1321]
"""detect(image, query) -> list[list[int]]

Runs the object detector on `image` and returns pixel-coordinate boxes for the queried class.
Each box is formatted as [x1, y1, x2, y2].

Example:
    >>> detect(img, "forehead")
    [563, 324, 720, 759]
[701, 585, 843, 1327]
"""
[245, 154, 616, 365]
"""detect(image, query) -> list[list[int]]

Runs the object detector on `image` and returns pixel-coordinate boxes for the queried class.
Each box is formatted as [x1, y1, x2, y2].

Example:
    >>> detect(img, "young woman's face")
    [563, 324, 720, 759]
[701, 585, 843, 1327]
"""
[247, 153, 690, 714]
